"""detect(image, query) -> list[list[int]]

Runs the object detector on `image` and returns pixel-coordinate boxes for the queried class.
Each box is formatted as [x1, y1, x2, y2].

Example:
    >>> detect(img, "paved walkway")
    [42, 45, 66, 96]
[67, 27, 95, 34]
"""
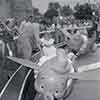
[67, 48, 100, 100]
[1, 48, 100, 100]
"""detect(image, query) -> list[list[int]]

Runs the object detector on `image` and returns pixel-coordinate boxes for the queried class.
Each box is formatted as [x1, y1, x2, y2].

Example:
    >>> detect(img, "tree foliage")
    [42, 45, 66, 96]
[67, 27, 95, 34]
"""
[74, 3, 93, 20]
[74, 3, 80, 11]
[44, 2, 60, 21]
[62, 5, 73, 16]
[48, 2, 61, 10]
[44, 8, 58, 20]
[33, 8, 41, 16]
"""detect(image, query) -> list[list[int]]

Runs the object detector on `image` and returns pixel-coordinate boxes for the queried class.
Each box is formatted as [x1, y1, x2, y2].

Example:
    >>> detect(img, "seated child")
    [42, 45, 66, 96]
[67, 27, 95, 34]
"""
[40, 32, 56, 57]
[34, 33, 56, 78]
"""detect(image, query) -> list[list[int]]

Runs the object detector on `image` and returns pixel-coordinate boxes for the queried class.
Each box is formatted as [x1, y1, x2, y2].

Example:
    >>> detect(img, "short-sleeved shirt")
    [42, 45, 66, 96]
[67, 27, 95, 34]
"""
[40, 38, 56, 56]
[40, 38, 54, 46]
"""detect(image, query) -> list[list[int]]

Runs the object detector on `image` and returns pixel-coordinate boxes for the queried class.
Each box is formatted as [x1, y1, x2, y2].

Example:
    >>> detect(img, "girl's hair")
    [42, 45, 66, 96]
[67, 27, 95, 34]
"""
[40, 33, 45, 38]
[71, 49, 78, 55]
[87, 29, 93, 38]
[5, 20, 10, 26]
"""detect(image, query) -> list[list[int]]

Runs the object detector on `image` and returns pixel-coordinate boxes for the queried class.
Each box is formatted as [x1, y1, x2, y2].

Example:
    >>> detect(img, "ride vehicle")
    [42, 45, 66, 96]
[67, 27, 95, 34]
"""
[1, 47, 100, 100]
[0, 27, 100, 100]
[0, 42, 77, 100]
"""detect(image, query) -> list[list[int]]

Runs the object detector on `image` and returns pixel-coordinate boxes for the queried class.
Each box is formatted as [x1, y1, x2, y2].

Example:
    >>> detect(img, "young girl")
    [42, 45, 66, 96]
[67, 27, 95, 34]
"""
[40, 32, 56, 57]
[34, 32, 56, 78]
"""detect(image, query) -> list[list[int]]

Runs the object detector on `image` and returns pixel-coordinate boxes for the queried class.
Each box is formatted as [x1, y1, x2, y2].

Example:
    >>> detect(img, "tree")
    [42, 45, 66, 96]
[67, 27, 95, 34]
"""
[48, 2, 54, 9]
[44, 2, 60, 22]
[48, 2, 61, 10]
[74, 3, 80, 11]
[62, 5, 73, 16]
[53, 2, 61, 10]
[74, 3, 93, 20]
[44, 8, 58, 20]
[33, 8, 41, 16]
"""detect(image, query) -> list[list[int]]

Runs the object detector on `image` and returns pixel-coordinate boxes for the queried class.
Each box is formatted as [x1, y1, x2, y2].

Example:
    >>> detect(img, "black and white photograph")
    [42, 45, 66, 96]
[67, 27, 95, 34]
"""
[0, 0, 100, 100]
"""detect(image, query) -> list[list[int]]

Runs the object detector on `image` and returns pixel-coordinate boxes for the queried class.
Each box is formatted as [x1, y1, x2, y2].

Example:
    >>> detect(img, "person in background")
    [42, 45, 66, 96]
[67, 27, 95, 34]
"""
[16, 16, 33, 59]
[5, 18, 14, 30]
[86, 20, 97, 52]
[0, 20, 13, 42]
[97, 19, 100, 42]
[83, 20, 89, 26]
[12, 21, 20, 36]
[19, 16, 27, 34]
[93, 19, 98, 41]
[40, 19, 48, 31]
[32, 17, 40, 49]
[79, 28, 88, 54]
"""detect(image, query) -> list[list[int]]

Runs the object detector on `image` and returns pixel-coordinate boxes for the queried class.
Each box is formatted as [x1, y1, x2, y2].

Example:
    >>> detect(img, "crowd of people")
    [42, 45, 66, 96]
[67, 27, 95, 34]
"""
[0, 15, 98, 64]
[0, 14, 99, 92]
[0, 16, 41, 91]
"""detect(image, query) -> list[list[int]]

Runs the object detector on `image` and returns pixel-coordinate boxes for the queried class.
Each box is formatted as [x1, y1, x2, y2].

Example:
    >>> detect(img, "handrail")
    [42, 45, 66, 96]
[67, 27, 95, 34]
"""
[0, 65, 23, 99]
[18, 69, 32, 100]
[14, 25, 92, 40]
[0, 51, 42, 99]
[31, 50, 41, 58]
[55, 41, 67, 48]
[18, 51, 42, 100]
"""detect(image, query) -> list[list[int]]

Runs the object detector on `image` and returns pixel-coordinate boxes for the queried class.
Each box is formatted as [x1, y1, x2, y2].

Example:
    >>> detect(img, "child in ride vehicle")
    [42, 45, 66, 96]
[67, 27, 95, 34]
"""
[34, 47, 76, 79]
[40, 32, 56, 57]
[34, 32, 56, 67]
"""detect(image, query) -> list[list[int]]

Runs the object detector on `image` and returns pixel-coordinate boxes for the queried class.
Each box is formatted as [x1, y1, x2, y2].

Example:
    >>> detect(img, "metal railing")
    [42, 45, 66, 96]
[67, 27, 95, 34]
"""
[0, 65, 23, 99]
[0, 49, 41, 100]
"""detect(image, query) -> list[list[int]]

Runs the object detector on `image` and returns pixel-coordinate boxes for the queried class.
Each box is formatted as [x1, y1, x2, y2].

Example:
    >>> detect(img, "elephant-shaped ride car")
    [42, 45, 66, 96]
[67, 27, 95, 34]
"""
[34, 49, 76, 100]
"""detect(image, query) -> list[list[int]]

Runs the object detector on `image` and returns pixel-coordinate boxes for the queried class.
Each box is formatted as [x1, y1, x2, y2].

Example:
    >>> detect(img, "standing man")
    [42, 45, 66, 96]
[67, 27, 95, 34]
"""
[19, 16, 27, 34]
[17, 16, 40, 59]
[32, 18, 40, 50]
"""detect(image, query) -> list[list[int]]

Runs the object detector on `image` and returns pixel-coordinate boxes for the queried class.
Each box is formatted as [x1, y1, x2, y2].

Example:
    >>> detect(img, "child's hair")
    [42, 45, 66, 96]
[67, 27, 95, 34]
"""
[40, 33, 45, 38]
[74, 29, 78, 33]
[5, 20, 10, 26]
[87, 28, 94, 38]
[71, 49, 78, 55]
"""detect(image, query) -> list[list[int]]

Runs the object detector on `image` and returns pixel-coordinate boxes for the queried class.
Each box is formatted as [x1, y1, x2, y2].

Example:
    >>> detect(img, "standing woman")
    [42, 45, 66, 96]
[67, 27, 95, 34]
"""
[87, 21, 97, 52]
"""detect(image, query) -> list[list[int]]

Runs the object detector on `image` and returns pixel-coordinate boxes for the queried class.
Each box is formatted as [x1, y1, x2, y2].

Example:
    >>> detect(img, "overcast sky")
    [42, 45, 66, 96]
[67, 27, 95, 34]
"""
[32, 0, 99, 13]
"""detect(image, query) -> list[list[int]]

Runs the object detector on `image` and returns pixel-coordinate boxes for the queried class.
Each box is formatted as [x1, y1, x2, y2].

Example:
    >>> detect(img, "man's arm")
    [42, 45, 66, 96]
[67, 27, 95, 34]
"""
[79, 35, 88, 54]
